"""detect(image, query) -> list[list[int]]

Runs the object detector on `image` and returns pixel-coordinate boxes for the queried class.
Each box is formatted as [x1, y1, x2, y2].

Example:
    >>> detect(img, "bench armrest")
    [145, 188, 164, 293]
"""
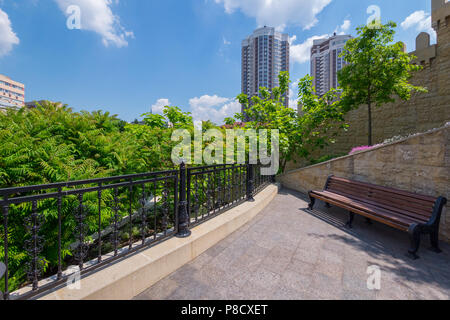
[426, 197, 447, 228]
[324, 175, 334, 190]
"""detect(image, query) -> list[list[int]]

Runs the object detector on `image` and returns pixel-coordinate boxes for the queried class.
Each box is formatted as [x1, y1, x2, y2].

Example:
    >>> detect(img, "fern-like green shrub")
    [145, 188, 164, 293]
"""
[0, 102, 177, 292]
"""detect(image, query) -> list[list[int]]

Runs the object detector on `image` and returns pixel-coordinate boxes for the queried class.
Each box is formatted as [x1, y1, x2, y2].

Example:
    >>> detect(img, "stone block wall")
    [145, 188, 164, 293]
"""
[278, 124, 450, 242]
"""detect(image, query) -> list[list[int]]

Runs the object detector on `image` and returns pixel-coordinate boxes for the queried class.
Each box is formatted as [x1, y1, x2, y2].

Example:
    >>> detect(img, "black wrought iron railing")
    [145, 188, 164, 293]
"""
[0, 163, 273, 300]
[253, 163, 274, 195]
[187, 164, 248, 227]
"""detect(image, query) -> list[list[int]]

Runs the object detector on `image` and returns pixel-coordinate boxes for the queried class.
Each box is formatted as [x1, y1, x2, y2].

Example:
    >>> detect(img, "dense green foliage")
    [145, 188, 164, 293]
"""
[338, 22, 427, 146]
[0, 102, 180, 189]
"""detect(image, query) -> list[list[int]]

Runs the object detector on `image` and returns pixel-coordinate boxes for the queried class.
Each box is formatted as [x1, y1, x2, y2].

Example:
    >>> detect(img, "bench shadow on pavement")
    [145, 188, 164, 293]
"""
[279, 188, 450, 293]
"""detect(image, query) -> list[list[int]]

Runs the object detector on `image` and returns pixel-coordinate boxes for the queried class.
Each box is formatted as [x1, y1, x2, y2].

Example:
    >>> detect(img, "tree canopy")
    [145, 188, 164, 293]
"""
[338, 21, 427, 145]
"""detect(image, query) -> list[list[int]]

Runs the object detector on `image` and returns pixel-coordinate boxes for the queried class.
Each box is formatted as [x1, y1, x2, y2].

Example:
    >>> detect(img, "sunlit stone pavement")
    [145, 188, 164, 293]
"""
[134, 189, 450, 300]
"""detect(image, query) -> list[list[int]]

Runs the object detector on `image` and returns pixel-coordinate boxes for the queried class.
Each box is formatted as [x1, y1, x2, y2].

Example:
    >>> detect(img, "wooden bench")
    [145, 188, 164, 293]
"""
[308, 176, 447, 259]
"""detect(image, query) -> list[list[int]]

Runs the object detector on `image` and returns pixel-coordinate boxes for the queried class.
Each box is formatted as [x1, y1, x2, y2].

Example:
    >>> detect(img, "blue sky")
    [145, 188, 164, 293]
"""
[0, 0, 435, 124]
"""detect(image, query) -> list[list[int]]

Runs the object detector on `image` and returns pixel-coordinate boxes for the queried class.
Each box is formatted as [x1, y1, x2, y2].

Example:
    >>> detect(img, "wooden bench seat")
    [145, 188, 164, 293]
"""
[308, 176, 447, 259]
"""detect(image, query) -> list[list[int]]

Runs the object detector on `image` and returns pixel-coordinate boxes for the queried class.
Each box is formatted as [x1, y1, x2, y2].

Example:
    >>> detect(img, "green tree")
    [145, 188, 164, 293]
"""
[338, 21, 427, 146]
[163, 106, 193, 128]
[224, 117, 235, 126]
[141, 113, 167, 129]
[236, 72, 347, 172]
[296, 75, 349, 164]
[142, 106, 193, 129]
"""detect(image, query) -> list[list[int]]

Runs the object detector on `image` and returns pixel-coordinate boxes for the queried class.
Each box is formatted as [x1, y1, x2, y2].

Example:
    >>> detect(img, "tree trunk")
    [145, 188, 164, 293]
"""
[280, 158, 287, 174]
[368, 102, 373, 146]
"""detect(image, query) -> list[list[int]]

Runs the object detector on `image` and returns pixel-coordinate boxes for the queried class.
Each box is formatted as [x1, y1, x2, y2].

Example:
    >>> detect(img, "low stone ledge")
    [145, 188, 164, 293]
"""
[37, 183, 280, 300]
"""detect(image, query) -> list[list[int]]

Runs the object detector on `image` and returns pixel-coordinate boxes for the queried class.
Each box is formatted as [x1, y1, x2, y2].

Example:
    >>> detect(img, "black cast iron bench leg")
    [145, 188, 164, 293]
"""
[408, 224, 421, 260]
[346, 212, 355, 229]
[429, 228, 442, 254]
[308, 193, 316, 210]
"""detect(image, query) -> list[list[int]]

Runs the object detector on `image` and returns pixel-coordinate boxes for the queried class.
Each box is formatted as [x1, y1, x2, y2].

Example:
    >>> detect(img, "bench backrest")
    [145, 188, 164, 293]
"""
[325, 176, 437, 223]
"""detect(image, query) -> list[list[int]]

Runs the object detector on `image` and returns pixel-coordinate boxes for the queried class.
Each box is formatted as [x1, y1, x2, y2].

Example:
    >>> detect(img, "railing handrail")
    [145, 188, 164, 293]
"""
[0, 174, 178, 206]
[187, 163, 246, 172]
[0, 169, 178, 197]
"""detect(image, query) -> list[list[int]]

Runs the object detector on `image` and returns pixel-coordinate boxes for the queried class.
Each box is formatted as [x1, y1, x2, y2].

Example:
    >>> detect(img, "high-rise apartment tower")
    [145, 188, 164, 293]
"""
[0, 74, 25, 110]
[241, 26, 290, 113]
[310, 33, 351, 96]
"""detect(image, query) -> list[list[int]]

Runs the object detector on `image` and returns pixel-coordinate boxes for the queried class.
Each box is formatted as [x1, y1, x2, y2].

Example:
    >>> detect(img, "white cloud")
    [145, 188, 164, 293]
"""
[189, 95, 229, 109]
[290, 34, 328, 64]
[289, 95, 298, 111]
[289, 79, 300, 111]
[290, 18, 351, 65]
[0, 8, 19, 57]
[338, 19, 351, 34]
[54, 0, 134, 47]
[151, 98, 170, 115]
[189, 95, 241, 125]
[401, 11, 429, 31]
[401, 10, 436, 39]
[223, 37, 231, 45]
[288, 35, 297, 45]
[214, 0, 332, 31]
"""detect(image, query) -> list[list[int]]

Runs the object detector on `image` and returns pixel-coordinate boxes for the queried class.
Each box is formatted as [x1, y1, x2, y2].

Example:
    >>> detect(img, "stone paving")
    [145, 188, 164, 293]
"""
[134, 188, 450, 300]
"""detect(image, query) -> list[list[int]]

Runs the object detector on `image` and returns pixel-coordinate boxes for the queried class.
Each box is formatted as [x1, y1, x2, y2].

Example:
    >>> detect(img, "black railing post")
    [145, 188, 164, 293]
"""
[271, 174, 276, 183]
[176, 162, 191, 238]
[2, 203, 9, 300]
[246, 163, 255, 202]
[57, 187, 62, 280]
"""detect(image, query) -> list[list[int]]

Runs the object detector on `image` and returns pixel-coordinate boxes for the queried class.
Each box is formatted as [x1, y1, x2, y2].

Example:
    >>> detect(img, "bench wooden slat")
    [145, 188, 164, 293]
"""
[325, 190, 431, 223]
[312, 191, 425, 226]
[326, 183, 433, 219]
[328, 183, 434, 216]
[309, 193, 410, 231]
[319, 190, 429, 224]
[328, 180, 436, 210]
[330, 177, 437, 202]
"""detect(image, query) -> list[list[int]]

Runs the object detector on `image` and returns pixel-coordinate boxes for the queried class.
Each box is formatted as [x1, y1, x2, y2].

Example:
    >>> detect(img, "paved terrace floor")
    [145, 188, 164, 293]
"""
[134, 189, 450, 300]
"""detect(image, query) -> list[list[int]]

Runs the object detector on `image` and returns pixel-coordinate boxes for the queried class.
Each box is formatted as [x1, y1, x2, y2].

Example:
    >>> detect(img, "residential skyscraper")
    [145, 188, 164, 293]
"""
[310, 33, 352, 96]
[242, 26, 290, 113]
[0, 74, 25, 110]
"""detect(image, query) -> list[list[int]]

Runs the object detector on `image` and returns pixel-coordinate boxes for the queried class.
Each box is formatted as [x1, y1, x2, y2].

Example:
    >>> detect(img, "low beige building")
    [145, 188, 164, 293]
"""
[0, 74, 25, 109]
